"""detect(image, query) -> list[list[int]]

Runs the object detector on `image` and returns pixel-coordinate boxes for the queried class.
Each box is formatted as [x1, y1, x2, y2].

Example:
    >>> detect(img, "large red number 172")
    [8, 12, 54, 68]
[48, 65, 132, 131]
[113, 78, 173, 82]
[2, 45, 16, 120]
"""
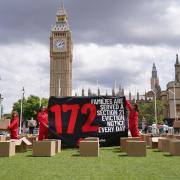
[50, 103, 99, 134]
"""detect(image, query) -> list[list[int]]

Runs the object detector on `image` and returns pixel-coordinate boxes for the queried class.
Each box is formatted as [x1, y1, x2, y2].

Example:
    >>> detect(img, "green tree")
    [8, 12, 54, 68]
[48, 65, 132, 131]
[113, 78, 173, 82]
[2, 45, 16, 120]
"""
[12, 95, 48, 121]
[138, 100, 163, 125]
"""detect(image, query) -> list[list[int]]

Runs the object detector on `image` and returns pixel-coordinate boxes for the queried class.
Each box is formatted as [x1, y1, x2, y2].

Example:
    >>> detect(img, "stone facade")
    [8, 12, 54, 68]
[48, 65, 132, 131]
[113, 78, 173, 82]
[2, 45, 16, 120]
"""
[161, 54, 180, 119]
[50, 3, 72, 97]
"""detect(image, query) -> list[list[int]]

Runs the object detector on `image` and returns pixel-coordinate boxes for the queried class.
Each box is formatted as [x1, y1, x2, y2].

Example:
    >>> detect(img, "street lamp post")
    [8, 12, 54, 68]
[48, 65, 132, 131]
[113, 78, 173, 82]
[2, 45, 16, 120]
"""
[19, 87, 25, 134]
[168, 83, 177, 120]
[151, 89, 157, 125]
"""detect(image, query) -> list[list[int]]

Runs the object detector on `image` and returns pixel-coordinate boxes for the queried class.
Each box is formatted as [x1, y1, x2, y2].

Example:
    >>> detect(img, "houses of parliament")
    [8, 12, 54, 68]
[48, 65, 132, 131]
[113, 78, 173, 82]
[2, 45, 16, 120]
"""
[49, 3, 180, 120]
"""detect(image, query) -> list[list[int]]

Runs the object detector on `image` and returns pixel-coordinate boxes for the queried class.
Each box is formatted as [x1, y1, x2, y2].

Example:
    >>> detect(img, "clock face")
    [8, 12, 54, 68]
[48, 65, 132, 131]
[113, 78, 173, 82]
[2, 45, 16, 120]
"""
[56, 39, 65, 49]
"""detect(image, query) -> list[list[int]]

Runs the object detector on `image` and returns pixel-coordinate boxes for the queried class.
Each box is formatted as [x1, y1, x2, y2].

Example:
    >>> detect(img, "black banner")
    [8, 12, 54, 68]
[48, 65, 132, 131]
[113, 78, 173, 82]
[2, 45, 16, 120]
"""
[48, 96, 128, 147]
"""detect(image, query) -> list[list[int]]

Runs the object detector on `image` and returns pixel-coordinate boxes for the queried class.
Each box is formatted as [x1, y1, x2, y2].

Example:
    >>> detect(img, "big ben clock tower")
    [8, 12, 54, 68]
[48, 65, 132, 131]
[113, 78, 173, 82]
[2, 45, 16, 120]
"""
[50, 3, 73, 97]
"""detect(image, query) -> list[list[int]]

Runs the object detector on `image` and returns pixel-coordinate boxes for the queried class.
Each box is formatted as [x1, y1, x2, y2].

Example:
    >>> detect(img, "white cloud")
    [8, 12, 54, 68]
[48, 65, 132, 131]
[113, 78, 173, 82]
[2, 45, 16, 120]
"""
[0, 41, 178, 113]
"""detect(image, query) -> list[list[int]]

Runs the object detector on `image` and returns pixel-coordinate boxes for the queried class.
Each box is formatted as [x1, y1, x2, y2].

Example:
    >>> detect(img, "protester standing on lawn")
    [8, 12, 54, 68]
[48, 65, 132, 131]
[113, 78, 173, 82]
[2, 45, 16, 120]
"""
[37, 106, 48, 140]
[126, 100, 140, 137]
[7, 111, 19, 139]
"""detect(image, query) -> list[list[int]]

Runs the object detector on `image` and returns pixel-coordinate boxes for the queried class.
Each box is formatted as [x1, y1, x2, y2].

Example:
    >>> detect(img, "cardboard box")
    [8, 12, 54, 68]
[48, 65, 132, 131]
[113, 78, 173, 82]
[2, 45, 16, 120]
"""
[174, 135, 180, 140]
[140, 134, 152, 146]
[26, 135, 38, 149]
[169, 139, 180, 155]
[0, 119, 10, 130]
[0, 136, 6, 142]
[0, 141, 15, 157]
[33, 141, 56, 157]
[173, 121, 180, 128]
[126, 141, 146, 157]
[84, 137, 99, 142]
[149, 137, 159, 149]
[166, 134, 174, 139]
[11, 137, 32, 153]
[120, 137, 140, 152]
[44, 139, 61, 153]
[79, 140, 99, 157]
[158, 138, 168, 152]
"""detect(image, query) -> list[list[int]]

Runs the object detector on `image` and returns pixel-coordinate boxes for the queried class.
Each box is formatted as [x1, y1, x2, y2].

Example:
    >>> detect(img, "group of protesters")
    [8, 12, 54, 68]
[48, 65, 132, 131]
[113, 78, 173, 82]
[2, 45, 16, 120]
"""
[7, 106, 48, 140]
[7, 100, 140, 141]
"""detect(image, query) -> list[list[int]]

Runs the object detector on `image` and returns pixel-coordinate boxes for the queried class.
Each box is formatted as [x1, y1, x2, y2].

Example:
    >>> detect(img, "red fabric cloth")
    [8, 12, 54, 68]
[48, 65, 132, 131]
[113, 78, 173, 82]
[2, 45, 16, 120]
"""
[8, 116, 19, 139]
[37, 110, 48, 141]
[126, 100, 140, 137]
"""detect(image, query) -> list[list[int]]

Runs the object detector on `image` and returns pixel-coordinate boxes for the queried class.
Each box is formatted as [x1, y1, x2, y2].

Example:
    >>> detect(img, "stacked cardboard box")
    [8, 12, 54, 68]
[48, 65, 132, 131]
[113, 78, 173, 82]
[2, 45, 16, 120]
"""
[79, 140, 99, 157]
[0, 136, 6, 142]
[26, 135, 38, 149]
[126, 141, 146, 157]
[166, 134, 174, 139]
[44, 139, 61, 153]
[120, 137, 140, 152]
[0, 141, 16, 157]
[149, 137, 159, 149]
[10, 137, 32, 153]
[169, 139, 180, 156]
[158, 137, 168, 152]
[0, 119, 10, 130]
[173, 121, 180, 128]
[140, 134, 152, 146]
[33, 141, 56, 157]
[174, 134, 180, 140]
[84, 137, 99, 142]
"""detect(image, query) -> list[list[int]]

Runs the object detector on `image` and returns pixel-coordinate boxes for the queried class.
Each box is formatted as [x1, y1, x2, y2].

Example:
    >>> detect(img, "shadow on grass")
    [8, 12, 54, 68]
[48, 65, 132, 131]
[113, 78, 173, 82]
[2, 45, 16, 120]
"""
[163, 154, 174, 157]
[152, 149, 161, 152]
[118, 153, 128, 157]
[72, 154, 80, 157]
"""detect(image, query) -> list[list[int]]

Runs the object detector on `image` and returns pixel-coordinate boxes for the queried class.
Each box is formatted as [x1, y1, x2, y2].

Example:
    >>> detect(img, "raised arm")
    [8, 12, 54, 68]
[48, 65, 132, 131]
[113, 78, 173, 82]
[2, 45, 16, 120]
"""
[126, 100, 133, 112]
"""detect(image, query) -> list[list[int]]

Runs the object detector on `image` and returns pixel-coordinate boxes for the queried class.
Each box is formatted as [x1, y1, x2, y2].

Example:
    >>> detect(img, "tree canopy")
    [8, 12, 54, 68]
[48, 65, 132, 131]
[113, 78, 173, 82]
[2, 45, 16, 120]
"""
[12, 95, 48, 121]
[138, 100, 163, 125]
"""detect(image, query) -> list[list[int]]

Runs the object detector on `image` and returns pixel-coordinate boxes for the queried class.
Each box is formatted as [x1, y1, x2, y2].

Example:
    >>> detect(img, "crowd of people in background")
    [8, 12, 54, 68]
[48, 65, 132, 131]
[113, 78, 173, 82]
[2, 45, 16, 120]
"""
[4, 100, 173, 141]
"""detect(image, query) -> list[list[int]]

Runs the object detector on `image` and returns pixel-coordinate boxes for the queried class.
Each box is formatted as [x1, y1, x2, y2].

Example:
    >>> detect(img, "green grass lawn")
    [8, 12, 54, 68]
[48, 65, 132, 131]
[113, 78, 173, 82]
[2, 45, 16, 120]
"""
[0, 147, 180, 180]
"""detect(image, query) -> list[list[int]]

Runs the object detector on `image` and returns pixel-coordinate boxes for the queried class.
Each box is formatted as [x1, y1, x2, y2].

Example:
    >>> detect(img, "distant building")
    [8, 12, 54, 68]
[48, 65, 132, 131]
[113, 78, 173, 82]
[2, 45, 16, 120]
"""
[161, 54, 180, 120]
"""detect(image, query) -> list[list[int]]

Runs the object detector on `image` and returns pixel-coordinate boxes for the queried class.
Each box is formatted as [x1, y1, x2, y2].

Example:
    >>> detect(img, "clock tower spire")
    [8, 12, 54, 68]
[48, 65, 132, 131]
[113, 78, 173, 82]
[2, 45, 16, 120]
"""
[50, 2, 73, 97]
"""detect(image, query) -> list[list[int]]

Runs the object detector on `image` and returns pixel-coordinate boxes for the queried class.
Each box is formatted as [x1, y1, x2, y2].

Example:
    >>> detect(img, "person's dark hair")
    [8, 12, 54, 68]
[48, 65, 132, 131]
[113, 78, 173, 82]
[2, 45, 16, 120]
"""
[134, 103, 139, 112]
[39, 105, 46, 112]
[12, 111, 19, 118]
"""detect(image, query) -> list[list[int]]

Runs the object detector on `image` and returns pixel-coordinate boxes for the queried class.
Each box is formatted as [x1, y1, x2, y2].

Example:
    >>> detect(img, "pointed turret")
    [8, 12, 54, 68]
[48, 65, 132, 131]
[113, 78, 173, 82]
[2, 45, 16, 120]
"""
[175, 54, 180, 65]
[175, 54, 180, 82]
[57, 1, 67, 16]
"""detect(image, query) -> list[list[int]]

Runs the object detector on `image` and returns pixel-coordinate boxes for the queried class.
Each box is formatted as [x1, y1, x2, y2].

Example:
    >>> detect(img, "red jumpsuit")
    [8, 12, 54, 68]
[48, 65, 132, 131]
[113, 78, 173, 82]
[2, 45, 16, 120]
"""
[126, 100, 140, 137]
[37, 109, 48, 140]
[8, 116, 19, 139]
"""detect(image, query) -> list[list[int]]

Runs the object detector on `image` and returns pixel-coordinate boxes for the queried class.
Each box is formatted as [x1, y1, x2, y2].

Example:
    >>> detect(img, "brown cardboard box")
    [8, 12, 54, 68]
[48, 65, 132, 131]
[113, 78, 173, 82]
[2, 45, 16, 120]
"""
[84, 137, 99, 142]
[149, 137, 159, 149]
[173, 121, 180, 128]
[44, 139, 61, 153]
[0, 141, 15, 157]
[166, 134, 174, 139]
[0, 119, 10, 130]
[120, 137, 140, 152]
[169, 139, 180, 156]
[174, 134, 180, 140]
[11, 137, 32, 153]
[33, 141, 56, 157]
[79, 140, 99, 157]
[0, 136, 6, 142]
[140, 134, 152, 146]
[126, 141, 146, 157]
[158, 138, 168, 151]
[26, 135, 38, 149]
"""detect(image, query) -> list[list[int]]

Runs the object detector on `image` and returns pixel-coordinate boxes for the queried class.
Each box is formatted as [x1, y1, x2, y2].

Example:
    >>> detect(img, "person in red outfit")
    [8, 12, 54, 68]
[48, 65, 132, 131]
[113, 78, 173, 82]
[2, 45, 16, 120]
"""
[37, 106, 48, 140]
[7, 111, 19, 139]
[126, 100, 140, 137]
